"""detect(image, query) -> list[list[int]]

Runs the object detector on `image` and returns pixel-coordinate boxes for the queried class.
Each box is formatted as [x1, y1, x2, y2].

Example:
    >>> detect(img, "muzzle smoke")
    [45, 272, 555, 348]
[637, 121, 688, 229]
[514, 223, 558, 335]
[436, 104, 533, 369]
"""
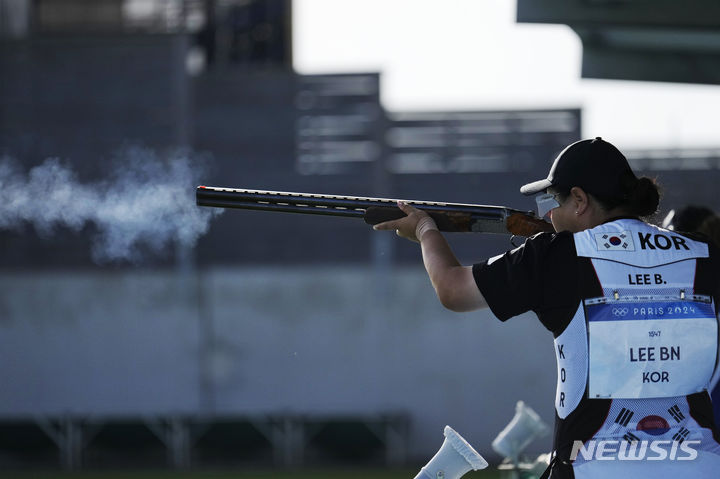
[0, 146, 223, 263]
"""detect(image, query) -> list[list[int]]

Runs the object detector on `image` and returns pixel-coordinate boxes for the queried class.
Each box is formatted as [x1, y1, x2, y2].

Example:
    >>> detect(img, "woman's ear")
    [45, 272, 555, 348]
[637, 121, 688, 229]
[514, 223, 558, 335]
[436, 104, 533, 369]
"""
[569, 187, 589, 215]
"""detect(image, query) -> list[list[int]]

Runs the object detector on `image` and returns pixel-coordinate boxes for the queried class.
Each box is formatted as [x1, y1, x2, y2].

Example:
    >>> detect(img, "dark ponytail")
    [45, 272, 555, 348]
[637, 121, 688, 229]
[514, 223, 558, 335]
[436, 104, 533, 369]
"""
[595, 172, 661, 218]
[623, 177, 660, 217]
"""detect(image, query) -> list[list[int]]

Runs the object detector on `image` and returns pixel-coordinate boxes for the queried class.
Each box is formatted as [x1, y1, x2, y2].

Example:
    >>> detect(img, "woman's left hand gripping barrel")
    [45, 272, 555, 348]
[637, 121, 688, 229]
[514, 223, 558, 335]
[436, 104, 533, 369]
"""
[372, 201, 437, 243]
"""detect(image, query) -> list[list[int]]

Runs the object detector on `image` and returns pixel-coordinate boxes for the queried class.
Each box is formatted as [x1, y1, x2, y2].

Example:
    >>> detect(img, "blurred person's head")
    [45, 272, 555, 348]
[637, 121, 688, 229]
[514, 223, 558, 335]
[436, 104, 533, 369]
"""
[662, 204, 720, 248]
[698, 214, 720, 247]
[669, 205, 715, 233]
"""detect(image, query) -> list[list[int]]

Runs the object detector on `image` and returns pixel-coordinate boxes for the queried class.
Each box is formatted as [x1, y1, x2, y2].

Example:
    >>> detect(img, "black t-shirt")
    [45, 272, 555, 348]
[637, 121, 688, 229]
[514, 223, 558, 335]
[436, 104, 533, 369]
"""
[472, 231, 598, 337]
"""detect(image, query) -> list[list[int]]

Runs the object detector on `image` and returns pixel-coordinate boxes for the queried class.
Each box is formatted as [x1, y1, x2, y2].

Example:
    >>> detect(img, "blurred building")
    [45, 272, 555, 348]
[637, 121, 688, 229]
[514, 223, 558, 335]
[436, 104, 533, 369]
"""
[517, 0, 720, 85]
[0, 0, 719, 472]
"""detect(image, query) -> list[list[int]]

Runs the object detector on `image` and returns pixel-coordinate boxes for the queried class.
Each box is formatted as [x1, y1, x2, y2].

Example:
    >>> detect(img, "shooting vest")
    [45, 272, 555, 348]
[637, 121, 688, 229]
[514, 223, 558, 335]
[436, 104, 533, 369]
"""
[553, 219, 720, 469]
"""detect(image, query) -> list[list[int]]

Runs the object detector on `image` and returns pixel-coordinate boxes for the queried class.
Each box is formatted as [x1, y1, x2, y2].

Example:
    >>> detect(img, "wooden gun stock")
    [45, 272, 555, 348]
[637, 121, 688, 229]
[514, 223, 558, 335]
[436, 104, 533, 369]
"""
[196, 186, 554, 237]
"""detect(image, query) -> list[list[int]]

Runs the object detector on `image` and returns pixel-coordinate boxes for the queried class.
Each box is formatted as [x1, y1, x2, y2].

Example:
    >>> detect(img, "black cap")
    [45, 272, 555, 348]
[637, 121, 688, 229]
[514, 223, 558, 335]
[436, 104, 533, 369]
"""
[520, 137, 636, 198]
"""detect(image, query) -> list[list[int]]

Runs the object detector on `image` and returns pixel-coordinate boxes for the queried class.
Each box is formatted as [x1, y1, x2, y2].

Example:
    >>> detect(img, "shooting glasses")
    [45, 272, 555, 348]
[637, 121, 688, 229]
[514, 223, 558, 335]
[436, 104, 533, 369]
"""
[535, 193, 561, 218]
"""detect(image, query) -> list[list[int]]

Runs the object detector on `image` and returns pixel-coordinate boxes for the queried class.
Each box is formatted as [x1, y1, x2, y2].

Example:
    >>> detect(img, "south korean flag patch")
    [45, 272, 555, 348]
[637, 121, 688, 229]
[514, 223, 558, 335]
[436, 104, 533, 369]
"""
[595, 231, 635, 251]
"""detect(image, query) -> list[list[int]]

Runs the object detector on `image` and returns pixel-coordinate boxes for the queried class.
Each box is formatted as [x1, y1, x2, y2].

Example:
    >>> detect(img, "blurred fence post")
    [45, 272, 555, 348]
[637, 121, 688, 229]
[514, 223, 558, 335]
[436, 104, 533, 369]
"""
[36, 415, 85, 470]
[145, 416, 192, 469]
[252, 415, 304, 468]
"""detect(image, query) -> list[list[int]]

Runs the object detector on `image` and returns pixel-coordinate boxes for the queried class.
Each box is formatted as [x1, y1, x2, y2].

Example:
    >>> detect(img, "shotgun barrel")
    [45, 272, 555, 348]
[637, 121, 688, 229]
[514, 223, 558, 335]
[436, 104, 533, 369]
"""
[196, 186, 554, 236]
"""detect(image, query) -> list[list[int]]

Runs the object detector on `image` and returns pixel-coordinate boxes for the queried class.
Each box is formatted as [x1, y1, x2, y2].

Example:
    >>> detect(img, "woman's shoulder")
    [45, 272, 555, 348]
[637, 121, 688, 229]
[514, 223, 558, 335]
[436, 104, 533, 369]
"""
[513, 231, 578, 267]
[526, 230, 576, 250]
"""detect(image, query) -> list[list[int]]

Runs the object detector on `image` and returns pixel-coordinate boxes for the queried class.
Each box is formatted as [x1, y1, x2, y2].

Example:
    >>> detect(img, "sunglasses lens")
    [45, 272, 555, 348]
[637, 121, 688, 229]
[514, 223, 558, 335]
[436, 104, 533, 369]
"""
[536, 193, 560, 218]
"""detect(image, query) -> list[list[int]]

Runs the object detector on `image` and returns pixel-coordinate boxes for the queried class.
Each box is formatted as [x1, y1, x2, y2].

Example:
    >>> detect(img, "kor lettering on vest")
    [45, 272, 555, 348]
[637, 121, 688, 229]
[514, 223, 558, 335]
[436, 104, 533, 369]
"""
[637, 233, 689, 251]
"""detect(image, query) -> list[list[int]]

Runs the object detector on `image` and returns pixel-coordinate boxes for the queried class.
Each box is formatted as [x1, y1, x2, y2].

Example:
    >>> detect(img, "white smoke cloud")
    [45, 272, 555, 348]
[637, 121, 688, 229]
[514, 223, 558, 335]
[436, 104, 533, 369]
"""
[0, 146, 223, 263]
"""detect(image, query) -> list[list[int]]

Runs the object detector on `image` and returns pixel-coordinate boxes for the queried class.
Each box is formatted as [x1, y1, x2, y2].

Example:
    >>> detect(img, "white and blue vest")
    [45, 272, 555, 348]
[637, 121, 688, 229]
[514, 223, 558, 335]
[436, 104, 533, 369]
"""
[554, 219, 720, 471]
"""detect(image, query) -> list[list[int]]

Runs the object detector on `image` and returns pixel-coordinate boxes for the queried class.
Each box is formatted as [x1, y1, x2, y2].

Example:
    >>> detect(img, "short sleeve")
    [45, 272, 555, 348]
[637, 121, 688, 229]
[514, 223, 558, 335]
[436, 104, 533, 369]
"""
[472, 232, 578, 328]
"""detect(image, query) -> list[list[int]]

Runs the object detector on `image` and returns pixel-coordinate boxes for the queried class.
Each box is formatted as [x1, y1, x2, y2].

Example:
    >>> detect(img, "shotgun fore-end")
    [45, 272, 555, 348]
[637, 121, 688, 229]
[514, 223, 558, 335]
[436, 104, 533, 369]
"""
[363, 206, 472, 233]
[506, 213, 556, 237]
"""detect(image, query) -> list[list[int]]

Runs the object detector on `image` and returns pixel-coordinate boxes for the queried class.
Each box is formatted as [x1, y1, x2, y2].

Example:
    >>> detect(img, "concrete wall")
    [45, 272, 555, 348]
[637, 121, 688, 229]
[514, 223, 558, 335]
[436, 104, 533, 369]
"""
[0, 266, 556, 461]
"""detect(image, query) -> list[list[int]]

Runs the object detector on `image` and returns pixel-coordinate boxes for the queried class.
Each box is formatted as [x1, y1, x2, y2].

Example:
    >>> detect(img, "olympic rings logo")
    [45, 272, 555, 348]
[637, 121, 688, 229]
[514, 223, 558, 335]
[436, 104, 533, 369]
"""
[612, 308, 629, 316]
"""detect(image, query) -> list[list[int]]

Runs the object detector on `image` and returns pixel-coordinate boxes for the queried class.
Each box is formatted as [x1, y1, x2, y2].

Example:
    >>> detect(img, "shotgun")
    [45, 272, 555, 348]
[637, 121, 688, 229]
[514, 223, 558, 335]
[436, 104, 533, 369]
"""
[196, 186, 554, 237]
